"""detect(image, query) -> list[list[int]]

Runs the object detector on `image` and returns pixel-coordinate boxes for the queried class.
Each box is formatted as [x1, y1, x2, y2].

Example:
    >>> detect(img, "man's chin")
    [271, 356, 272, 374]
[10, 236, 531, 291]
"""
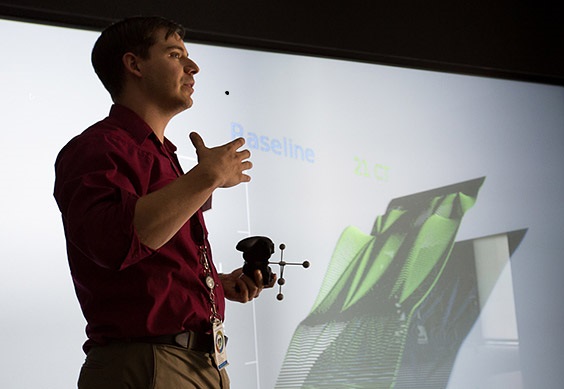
[174, 98, 193, 112]
[182, 95, 194, 109]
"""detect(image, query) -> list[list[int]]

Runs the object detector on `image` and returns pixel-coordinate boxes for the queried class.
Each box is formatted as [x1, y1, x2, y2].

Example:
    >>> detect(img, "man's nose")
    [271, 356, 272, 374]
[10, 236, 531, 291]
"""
[185, 58, 199, 75]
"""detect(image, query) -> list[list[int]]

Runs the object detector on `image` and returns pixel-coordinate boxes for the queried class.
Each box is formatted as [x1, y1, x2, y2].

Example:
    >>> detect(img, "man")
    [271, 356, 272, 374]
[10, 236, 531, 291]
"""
[54, 16, 271, 388]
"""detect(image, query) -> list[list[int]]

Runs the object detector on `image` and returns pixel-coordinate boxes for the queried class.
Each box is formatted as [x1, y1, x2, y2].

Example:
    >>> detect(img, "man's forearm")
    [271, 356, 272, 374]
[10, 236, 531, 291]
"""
[133, 165, 219, 250]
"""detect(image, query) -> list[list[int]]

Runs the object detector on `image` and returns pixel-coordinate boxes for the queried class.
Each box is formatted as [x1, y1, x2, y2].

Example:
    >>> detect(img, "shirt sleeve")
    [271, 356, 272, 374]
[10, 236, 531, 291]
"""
[54, 131, 156, 270]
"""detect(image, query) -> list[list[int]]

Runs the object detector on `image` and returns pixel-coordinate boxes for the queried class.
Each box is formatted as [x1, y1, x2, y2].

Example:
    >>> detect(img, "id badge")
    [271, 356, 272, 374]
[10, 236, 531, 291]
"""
[213, 321, 229, 370]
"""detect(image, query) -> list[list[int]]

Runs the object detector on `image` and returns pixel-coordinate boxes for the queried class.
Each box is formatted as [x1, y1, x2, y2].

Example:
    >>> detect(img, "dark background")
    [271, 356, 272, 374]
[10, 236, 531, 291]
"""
[0, 0, 562, 86]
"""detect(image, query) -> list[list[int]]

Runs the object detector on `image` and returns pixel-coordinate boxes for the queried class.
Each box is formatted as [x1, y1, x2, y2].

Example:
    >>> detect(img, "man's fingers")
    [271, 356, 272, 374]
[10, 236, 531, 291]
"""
[189, 134, 251, 187]
[238, 149, 251, 162]
[242, 160, 253, 171]
[228, 137, 246, 150]
[239, 273, 261, 301]
[190, 134, 248, 157]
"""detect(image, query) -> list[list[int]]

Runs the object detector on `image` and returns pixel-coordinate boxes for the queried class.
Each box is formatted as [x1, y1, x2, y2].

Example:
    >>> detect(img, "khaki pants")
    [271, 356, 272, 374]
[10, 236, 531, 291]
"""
[78, 342, 230, 388]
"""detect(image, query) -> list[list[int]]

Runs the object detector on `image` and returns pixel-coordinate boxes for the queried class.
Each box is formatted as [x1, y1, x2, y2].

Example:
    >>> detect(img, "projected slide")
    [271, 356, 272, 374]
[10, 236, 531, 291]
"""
[275, 178, 525, 388]
[1, 17, 564, 389]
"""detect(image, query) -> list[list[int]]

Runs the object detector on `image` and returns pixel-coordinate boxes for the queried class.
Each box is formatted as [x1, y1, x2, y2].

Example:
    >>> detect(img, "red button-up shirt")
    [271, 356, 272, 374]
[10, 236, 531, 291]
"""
[54, 104, 225, 352]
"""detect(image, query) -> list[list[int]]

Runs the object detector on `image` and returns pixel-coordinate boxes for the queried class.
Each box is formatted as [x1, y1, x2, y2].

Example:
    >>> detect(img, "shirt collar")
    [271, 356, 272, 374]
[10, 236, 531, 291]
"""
[108, 104, 177, 153]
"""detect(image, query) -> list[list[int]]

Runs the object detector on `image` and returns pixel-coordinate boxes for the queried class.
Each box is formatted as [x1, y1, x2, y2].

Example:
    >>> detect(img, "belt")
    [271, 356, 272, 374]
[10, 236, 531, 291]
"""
[131, 331, 214, 353]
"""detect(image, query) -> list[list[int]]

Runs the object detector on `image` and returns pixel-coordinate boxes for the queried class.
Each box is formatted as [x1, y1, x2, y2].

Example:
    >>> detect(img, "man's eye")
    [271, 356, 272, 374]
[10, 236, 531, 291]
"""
[171, 52, 182, 59]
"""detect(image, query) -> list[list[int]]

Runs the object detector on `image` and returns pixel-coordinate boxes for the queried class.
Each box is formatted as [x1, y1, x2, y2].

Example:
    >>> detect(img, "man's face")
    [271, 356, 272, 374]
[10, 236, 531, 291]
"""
[137, 29, 200, 114]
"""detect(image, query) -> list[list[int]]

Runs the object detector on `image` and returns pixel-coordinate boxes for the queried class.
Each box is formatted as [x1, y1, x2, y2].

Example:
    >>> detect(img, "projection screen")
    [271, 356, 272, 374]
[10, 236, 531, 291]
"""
[1, 18, 563, 389]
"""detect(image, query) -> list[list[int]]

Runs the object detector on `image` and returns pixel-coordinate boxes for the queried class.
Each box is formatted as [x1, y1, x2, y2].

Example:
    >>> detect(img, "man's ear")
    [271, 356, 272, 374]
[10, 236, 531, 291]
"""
[122, 52, 142, 78]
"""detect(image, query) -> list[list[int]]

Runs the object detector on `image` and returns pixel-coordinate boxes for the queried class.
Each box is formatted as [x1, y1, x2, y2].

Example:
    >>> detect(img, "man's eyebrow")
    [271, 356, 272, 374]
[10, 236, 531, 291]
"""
[165, 44, 189, 55]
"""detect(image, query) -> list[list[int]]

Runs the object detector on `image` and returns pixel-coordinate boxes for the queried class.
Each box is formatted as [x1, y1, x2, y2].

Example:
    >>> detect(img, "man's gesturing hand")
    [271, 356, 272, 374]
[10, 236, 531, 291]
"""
[189, 132, 252, 188]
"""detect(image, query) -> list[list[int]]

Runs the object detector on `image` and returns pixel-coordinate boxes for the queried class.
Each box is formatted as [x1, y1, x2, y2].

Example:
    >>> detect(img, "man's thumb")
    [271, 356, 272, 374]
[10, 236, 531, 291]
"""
[189, 132, 206, 151]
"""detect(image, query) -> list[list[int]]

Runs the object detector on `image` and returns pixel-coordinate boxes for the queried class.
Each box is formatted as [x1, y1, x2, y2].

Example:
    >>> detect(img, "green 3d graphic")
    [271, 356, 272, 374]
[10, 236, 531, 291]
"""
[276, 177, 525, 388]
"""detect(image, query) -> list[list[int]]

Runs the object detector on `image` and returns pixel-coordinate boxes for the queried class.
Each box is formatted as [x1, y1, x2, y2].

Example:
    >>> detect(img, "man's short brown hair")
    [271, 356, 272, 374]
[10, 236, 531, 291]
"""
[91, 16, 185, 99]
